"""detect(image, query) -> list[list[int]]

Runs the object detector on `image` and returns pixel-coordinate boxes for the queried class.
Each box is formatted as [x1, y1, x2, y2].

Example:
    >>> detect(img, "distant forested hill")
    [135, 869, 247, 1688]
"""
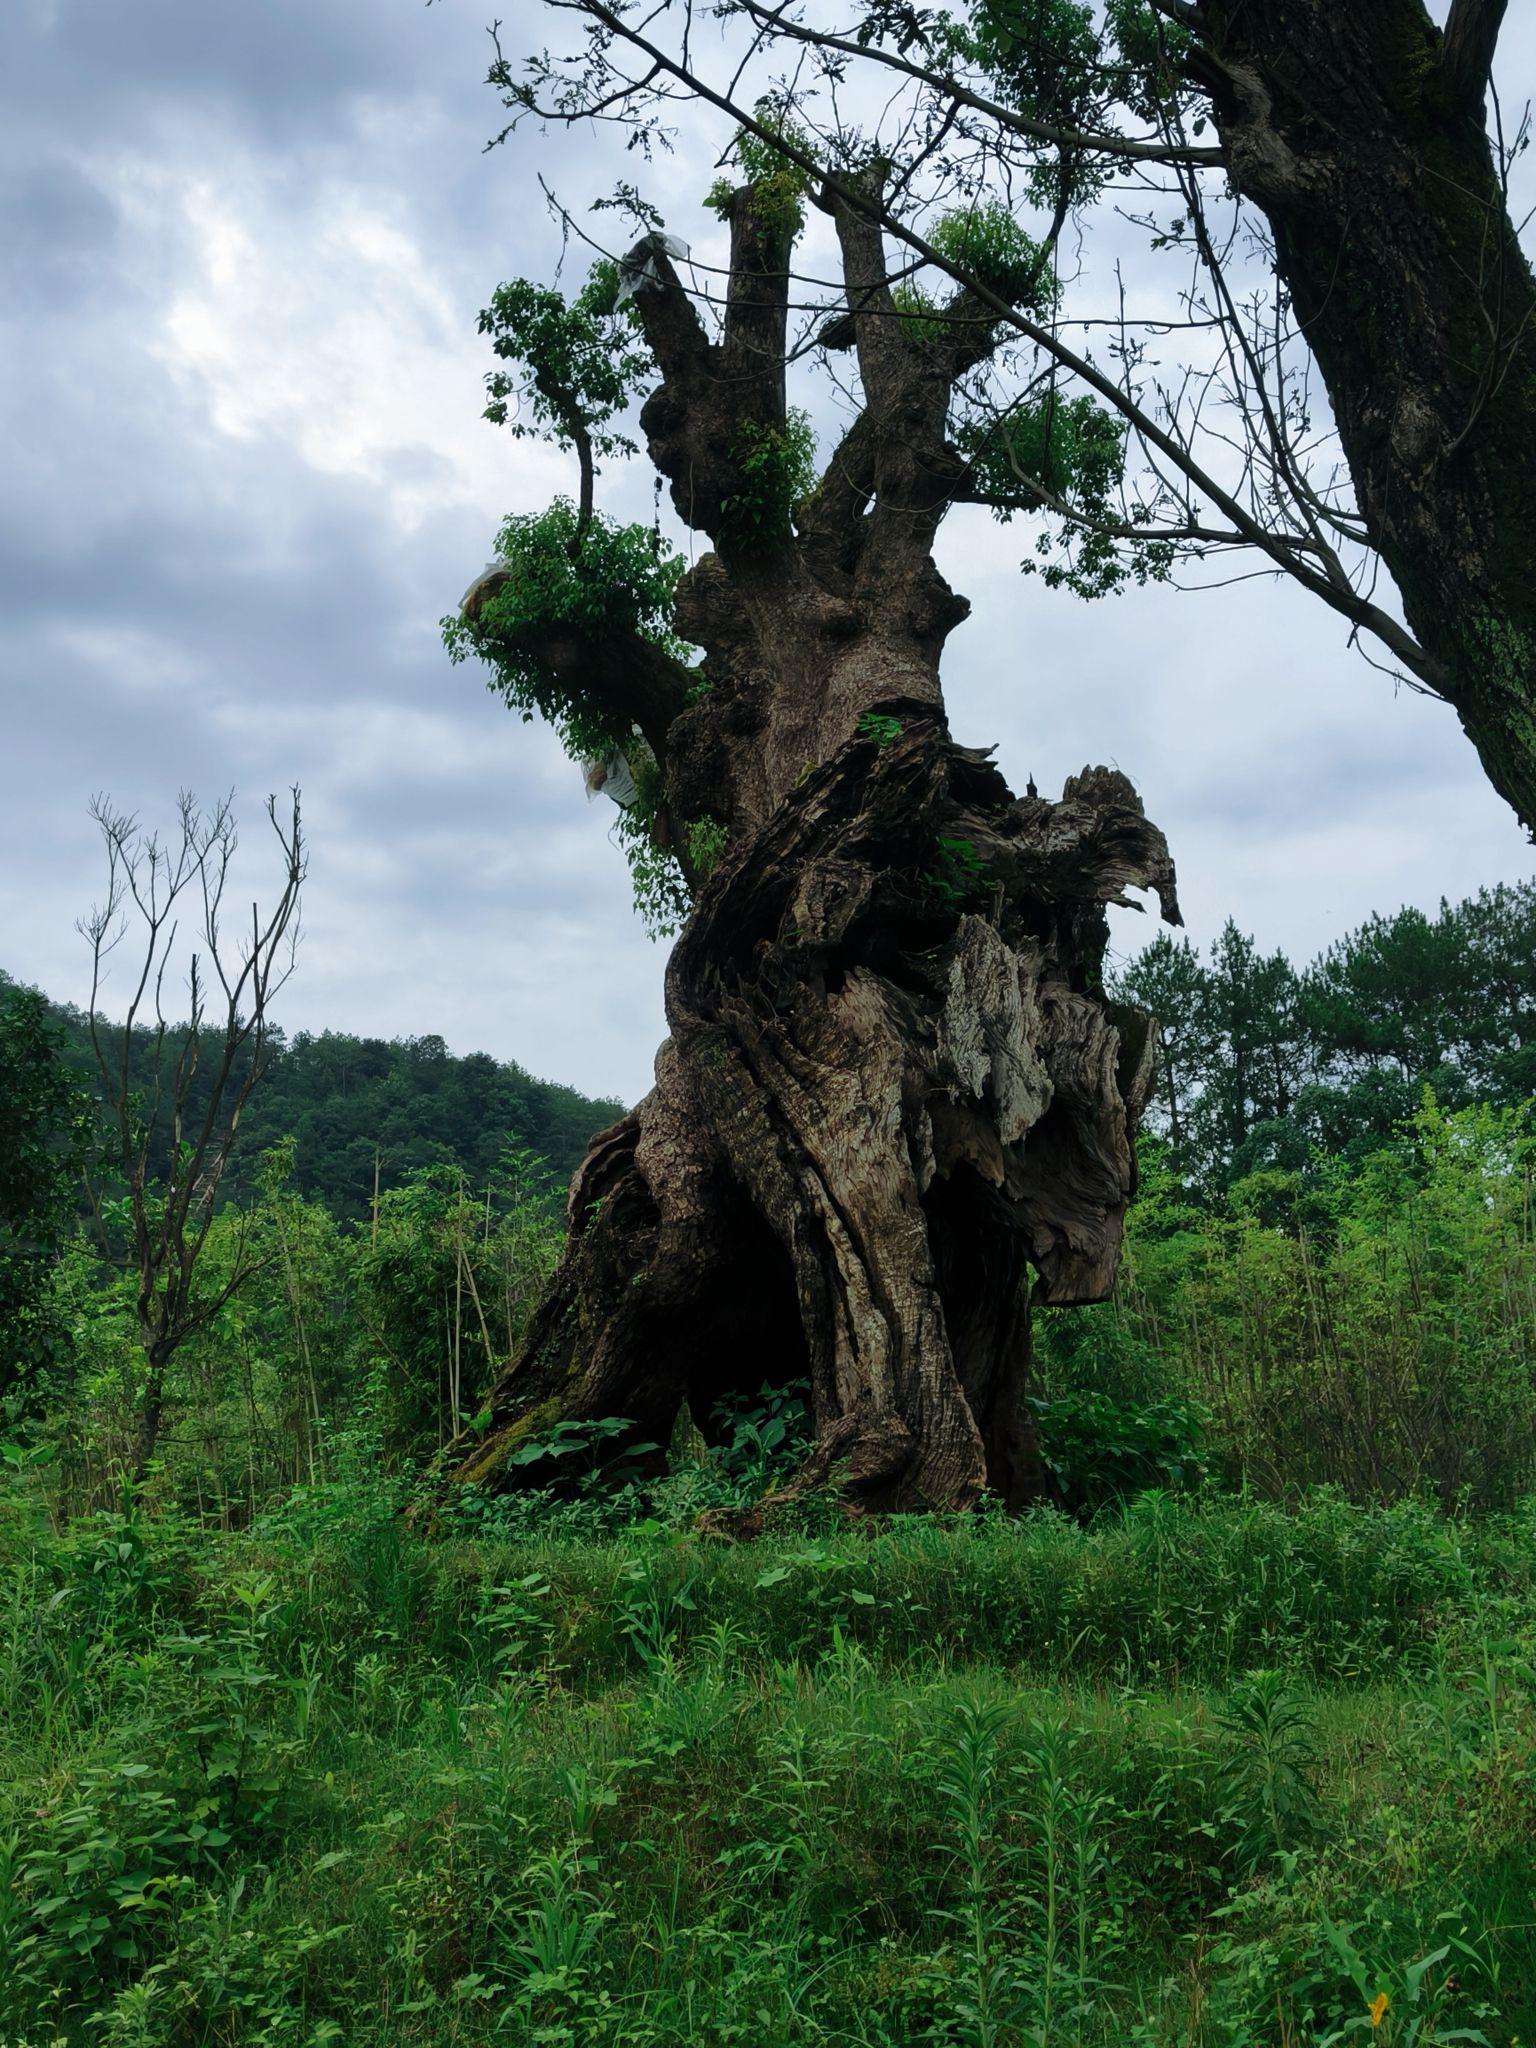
[1, 978, 624, 1220]
[226, 1029, 625, 1216]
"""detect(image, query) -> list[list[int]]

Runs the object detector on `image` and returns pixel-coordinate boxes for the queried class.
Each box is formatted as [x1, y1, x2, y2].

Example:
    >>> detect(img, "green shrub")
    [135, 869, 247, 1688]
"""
[1030, 1389, 1206, 1510]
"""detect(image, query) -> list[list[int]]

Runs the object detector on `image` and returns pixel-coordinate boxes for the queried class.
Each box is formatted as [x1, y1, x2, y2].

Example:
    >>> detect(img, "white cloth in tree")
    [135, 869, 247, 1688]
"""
[614, 233, 691, 308]
[583, 751, 640, 807]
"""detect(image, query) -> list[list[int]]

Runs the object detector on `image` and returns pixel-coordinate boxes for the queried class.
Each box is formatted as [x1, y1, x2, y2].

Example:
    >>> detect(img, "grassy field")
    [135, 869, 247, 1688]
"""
[3, 1479, 1534, 2048]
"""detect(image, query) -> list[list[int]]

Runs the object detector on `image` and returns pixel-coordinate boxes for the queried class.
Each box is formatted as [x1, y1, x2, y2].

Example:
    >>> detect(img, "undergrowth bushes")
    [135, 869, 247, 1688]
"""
[3, 1477, 1534, 2046]
[1038, 1100, 1536, 1509]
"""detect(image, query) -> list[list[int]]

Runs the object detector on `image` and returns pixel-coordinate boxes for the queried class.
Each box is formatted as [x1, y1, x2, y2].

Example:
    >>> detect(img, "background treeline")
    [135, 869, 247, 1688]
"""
[4, 878, 1536, 1521]
[1027, 881, 1536, 1511]
[227, 1029, 622, 1218]
[0, 973, 622, 1219]
[1116, 881, 1536, 1190]
[0, 968, 599, 1512]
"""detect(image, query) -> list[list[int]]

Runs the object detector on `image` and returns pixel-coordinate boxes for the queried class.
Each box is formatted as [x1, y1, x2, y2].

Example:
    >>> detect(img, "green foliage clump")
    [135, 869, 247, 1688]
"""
[612, 802, 691, 939]
[926, 833, 992, 911]
[957, 393, 1174, 598]
[1040, 1097, 1536, 1508]
[891, 280, 949, 347]
[602, 747, 691, 942]
[461, 268, 710, 940]
[950, 0, 1099, 116]
[929, 200, 1058, 309]
[717, 409, 816, 553]
[684, 816, 729, 880]
[1217, 1668, 1324, 1869]
[1103, 0, 1197, 120]
[442, 500, 687, 760]
[442, 500, 701, 939]
[353, 1153, 562, 1465]
[0, 980, 92, 1414]
[0, 982, 91, 1248]
[958, 391, 1120, 505]
[9, 1138, 567, 1513]
[856, 710, 904, 749]
[1030, 1386, 1206, 1512]
[941, 0, 1195, 203]
[477, 266, 650, 459]
[943, 0, 1107, 208]
[892, 207, 1057, 347]
[705, 103, 816, 238]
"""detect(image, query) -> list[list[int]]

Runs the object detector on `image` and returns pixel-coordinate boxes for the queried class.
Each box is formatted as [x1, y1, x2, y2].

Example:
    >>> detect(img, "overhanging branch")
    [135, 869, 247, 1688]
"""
[723, 0, 1226, 167]
[462, 578, 694, 764]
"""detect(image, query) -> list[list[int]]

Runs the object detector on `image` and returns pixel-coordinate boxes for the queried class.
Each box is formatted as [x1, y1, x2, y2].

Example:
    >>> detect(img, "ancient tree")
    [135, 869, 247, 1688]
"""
[444, 114, 1179, 1509]
[480, 0, 1536, 833]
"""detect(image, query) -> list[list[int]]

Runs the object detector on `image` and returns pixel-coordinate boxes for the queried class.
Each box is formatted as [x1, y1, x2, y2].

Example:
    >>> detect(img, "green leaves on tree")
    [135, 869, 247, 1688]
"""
[478, 269, 651, 464]
[0, 984, 92, 1253]
[956, 395, 1174, 598]
[613, 799, 691, 942]
[856, 712, 905, 750]
[442, 504, 699, 938]
[0, 981, 94, 1412]
[684, 818, 729, 881]
[926, 835, 992, 912]
[938, 0, 1195, 203]
[717, 411, 816, 554]
[929, 202, 1060, 309]
[442, 503, 689, 761]
[894, 205, 1059, 346]
[705, 103, 817, 239]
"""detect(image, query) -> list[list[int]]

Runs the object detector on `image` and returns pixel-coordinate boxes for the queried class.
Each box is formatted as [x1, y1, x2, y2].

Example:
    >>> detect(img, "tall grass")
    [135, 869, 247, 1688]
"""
[2, 1477, 1532, 2046]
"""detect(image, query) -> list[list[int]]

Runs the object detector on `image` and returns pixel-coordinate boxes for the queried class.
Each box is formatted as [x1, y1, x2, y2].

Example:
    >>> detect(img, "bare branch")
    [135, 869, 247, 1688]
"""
[78, 788, 307, 1476]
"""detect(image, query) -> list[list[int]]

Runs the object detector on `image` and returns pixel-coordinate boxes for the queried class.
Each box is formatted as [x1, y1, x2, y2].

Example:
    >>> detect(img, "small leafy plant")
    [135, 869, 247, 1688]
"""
[856, 711, 904, 750]
[685, 817, 730, 880]
[717, 411, 816, 553]
[1217, 1668, 1323, 1869]
[926, 835, 992, 913]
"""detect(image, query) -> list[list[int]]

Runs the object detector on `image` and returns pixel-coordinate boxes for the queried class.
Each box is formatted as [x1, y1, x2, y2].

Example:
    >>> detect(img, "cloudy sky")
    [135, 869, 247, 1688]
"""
[3, 0, 1534, 1109]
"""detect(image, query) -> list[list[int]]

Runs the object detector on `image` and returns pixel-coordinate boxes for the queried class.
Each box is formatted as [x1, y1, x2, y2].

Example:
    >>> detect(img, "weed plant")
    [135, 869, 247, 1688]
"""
[2, 1471, 1533, 2046]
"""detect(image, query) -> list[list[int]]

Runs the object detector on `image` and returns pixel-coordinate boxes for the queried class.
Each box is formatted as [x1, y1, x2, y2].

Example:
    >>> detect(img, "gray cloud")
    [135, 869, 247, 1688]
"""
[5, 0, 447, 143]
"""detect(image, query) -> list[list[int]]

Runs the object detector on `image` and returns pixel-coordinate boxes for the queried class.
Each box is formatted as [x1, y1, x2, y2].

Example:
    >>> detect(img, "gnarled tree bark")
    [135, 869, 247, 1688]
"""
[449, 177, 1179, 1512]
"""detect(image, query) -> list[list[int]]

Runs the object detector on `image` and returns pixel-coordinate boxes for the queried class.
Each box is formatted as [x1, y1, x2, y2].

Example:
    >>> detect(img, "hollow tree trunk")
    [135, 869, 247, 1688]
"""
[449, 176, 1179, 1512]
[1191, 0, 1536, 832]
[455, 727, 1173, 1511]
